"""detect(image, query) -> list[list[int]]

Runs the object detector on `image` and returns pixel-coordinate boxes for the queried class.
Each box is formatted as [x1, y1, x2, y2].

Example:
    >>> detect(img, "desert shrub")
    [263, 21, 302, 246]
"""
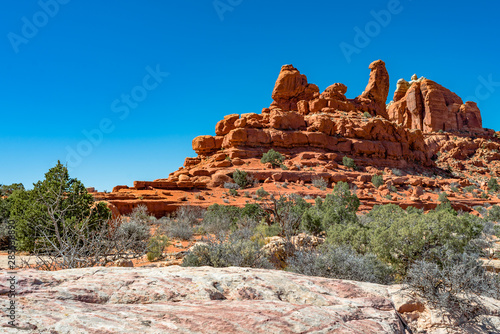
[233, 169, 249, 189]
[261, 194, 311, 238]
[229, 189, 238, 197]
[301, 206, 323, 235]
[464, 185, 476, 193]
[254, 222, 281, 238]
[487, 205, 500, 222]
[438, 192, 449, 203]
[115, 219, 151, 253]
[255, 187, 269, 198]
[147, 235, 170, 261]
[9, 161, 111, 252]
[224, 182, 240, 190]
[176, 205, 204, 225]
[371, 174, 384, 188]
[0, 186, 21, 250]
[301, 182, 361, 239]
[405, 251, 500, 324]
[450, 182, 460, 193]
[240, 203, 266, 222]
[488, 177, 499, 192]
[202, 204, 242, 233]
[161, 217, 193, 240]
[362, 111, 371, 118]
[392, 168, 403, 176]
[342, 156, 356, 169]
[261, 149, 285, 167]
[280, 164, 289, 170]
[312, 177, 328, 191]
[367, 205, 484, 276]
[321, 182, 360, 228]
[288, 245, 394, 285]
[182, 230, 272, 269]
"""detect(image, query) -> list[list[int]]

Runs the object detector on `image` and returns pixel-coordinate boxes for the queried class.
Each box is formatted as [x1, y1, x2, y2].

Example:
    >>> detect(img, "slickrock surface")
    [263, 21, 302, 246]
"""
[1, 267, 498, 333]
[0, 266, 407, 334]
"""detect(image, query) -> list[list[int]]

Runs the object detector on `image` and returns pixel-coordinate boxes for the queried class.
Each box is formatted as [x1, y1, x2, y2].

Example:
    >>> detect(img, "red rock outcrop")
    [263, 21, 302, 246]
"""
[270, 64, 319, 112]
[269, 60, 390, 118]
[94, 60, 499, 218]
[388, 78, 483, 133]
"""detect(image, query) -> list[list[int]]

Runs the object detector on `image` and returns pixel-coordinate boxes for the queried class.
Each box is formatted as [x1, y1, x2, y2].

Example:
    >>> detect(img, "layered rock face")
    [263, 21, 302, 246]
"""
[388, 78, 483, 133]
[193, 59, 427, 168]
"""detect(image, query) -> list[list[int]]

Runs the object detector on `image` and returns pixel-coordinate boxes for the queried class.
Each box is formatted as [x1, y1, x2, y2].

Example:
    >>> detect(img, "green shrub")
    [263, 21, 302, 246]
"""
[438, 192, 449, 203]
[147, 235, 170, 261]
[9, 162, 110, 252]
[342, 156, 356, 169]
[301, 207, 323, 235]
[254, 222, 280, 238]
[464, 185, 476, 193]
[256, 187, 269, 198]
[229, 189, 238, 197]
[202, 204, 242, 233]
[288, 245, 393, 285]
[362, 111, 372, 118]
[280, 164, 289, 170]
[488, 177, 499, 192]
[261, 149, 285, 168]
[233, 169, 249, 189]
[366, 205, 483, 276]
[371, 174, 384, 188]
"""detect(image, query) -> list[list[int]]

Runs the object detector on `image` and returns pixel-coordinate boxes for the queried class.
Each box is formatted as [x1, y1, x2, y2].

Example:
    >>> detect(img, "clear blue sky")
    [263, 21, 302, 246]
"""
[1, 0, 499, 191]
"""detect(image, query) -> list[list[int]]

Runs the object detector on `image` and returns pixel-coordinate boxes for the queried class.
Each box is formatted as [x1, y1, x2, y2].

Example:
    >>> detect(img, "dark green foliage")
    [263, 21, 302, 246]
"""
[233, 169, 249, 189]
[288, 245, 394, 285]
[371, 174, 383, 188]
[261, 149, 285, 167]
[438, 192, 449, 203]
[241, 203, 266, 222]
[301, 182, 360, 237]
[0, 183, 25, 196]
[342, 156, 356, 169]
[255, 187, 269, 198]
[229, 189, 238, 197]
[488, 177, 499, 192]
[365, 204, 483, 276]
[9, 162, 111, 252]
[464, 185, 476, 193]
[267, 194, 311, 237]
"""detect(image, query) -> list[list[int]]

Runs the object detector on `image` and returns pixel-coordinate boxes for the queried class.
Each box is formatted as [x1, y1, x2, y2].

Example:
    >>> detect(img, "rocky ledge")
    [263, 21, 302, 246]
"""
[0, 267, 499, 333]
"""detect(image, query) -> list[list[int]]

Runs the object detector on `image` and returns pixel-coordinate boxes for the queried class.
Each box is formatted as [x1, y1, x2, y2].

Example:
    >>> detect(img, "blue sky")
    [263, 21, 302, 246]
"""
[1, 0, 499, 191]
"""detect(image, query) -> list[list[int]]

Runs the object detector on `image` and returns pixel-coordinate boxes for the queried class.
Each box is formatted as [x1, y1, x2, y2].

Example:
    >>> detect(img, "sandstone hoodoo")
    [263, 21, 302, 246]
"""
[94, 60, 500, 218]
[388, 75, 483, 133]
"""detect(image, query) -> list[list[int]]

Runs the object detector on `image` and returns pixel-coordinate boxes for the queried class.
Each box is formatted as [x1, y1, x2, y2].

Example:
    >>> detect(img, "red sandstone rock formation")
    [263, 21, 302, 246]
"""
[269, 60, 390, 118]
[388, 78, 483, 133]
[94, 60, 500, 218]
